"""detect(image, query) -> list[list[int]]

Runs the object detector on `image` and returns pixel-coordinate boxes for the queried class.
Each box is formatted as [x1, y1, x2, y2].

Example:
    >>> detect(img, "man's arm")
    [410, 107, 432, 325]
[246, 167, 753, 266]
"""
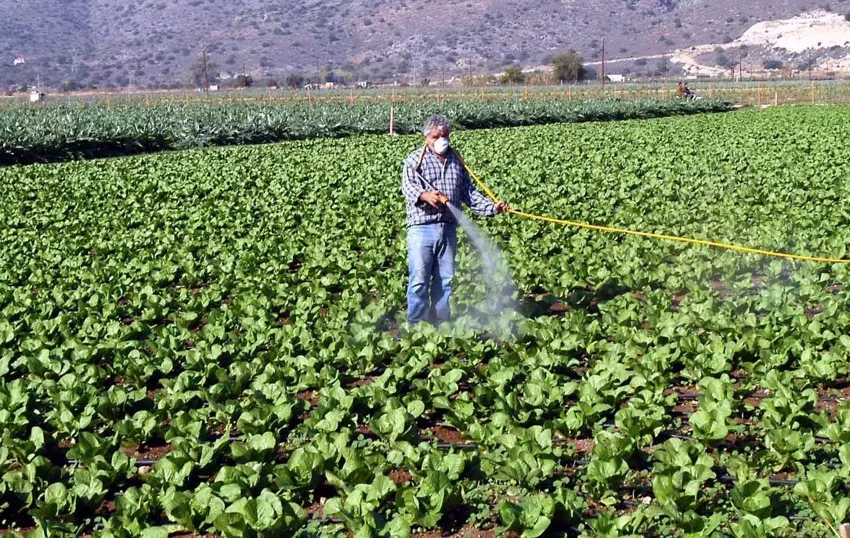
[402, 160, 426, 207]
[463, 170, 499, 217]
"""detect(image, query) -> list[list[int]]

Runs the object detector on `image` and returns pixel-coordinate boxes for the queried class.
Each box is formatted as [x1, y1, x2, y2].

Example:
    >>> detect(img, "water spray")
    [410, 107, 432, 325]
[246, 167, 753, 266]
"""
[412, 165, 517, 333]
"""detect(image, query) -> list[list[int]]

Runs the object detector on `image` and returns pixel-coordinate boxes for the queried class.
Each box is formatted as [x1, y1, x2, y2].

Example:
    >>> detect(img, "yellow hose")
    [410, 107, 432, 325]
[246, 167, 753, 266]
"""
[452, 149, 850, 265]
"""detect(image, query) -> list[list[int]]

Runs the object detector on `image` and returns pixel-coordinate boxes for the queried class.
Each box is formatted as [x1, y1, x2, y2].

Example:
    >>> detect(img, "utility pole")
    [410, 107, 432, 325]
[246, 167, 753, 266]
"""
[202, 47, 210, 93]
[738, 44, 743, 82]
[601, 36, 606, 91]
[71, 48, 78, 76]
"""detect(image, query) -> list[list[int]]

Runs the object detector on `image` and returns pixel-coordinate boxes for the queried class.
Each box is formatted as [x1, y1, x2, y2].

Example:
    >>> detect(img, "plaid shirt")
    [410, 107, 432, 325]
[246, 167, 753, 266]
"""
[402, 146, 497, 227]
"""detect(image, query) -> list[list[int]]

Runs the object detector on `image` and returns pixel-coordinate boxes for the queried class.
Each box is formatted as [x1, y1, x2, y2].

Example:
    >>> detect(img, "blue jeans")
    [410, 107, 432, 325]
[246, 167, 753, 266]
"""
[406, 222, 457, 324]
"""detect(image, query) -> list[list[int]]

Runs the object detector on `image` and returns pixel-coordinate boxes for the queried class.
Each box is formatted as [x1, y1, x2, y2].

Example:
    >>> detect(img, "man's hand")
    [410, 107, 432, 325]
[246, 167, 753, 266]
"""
[495, 201, 511, 214]
[419, 191, 447, 208]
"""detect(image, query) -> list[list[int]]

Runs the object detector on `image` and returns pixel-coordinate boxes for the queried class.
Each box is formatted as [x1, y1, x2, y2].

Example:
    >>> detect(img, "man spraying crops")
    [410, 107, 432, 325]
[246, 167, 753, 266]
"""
[401, 114, 510, 324]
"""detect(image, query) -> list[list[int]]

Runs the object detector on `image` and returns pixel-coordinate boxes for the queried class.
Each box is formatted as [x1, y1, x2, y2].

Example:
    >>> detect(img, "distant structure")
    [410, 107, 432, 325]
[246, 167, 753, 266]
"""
[607, 74, 626, 83]
[13, 56, 25, 66]
[29, 89, 45, 103]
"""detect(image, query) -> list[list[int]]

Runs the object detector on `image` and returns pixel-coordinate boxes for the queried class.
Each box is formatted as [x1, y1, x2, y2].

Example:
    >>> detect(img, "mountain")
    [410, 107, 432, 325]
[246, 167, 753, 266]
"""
[0, 0, 847, 90]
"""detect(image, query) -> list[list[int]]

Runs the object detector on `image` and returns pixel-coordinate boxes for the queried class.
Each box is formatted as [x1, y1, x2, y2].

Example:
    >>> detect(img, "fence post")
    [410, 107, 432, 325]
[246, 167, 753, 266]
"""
[389, 106, 395, 136]
[811, 79, 815, 104]
[774, 88, 778, 106]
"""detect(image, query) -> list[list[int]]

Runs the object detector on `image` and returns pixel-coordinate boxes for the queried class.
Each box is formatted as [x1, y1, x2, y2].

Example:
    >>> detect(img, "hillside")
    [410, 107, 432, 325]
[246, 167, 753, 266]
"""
[0, 0, 847, 90]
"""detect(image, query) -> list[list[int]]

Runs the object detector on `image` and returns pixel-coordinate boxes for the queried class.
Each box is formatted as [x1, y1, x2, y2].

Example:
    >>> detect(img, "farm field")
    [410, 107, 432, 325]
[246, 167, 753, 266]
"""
[3, 79, 849, 111]
[3, 106, 850, 537]
[0, 98, 729, 166]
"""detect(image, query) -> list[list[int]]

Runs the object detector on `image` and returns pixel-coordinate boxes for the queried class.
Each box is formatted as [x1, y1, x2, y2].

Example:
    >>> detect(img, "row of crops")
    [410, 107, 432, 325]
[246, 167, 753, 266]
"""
[3, 106, 850, 537]
[0, 98, 731, 166]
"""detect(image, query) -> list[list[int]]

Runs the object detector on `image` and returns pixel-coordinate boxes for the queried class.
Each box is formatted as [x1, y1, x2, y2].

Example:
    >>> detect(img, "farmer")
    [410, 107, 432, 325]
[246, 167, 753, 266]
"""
[683, 82, 695, 99]
[401, 114, 510, 324]
[676, 81, 685, 98]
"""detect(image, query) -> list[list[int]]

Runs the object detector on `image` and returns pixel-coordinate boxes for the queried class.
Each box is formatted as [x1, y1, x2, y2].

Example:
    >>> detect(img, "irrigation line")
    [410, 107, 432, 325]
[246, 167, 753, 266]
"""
[674, 392, 845, 404]
[311, 516, 583, 534]
[61, 422, 841, 470]
[620, 500, 815, 522]
[459, 151, 850, 265]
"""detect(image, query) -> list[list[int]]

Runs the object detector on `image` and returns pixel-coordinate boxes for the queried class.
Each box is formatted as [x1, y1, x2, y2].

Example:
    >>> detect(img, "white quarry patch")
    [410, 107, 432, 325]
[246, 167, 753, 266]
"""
[737, 10, 850, 53]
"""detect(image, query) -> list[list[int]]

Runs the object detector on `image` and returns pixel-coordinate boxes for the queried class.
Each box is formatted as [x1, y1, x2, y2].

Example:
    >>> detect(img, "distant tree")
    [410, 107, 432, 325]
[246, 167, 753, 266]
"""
[552, 51, 584, 83]
[845, 11, 850, 21]
[798, 57, 816, 71]
[420, 78, 430, 87]
[234, 73, 253, 87]
[285, 73, 304, 89]
[763, 60, 783, 70]
[60, 80, 80, 92]
[716, 53, 732, 68]
[500, 64, 525, 84]
[188, 58, 219, 88]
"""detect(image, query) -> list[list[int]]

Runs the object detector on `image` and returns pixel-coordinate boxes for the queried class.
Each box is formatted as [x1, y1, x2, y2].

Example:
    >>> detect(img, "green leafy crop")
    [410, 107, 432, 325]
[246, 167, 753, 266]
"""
[2, 105, 850, 536]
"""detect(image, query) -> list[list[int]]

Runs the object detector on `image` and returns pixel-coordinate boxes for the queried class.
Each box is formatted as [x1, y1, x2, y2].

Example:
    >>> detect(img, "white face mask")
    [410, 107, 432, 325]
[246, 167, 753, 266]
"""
[433, 136, 450, 156]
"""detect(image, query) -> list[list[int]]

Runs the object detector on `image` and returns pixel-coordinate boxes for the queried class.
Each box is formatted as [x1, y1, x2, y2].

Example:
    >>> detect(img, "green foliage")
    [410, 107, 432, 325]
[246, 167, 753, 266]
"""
[0, 98, 731, 165]
[285, 73, 304, 89]
[552, 50, 584, 83]
[234, 74, 253, 88]
[500, 64, 526, 84]
[188, 57, 219, 88]
[1, 105, 850, 536]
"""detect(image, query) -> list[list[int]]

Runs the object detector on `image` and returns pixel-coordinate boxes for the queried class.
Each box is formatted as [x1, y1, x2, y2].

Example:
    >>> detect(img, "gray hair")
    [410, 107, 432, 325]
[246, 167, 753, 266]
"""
[422, 114, 452, 136]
